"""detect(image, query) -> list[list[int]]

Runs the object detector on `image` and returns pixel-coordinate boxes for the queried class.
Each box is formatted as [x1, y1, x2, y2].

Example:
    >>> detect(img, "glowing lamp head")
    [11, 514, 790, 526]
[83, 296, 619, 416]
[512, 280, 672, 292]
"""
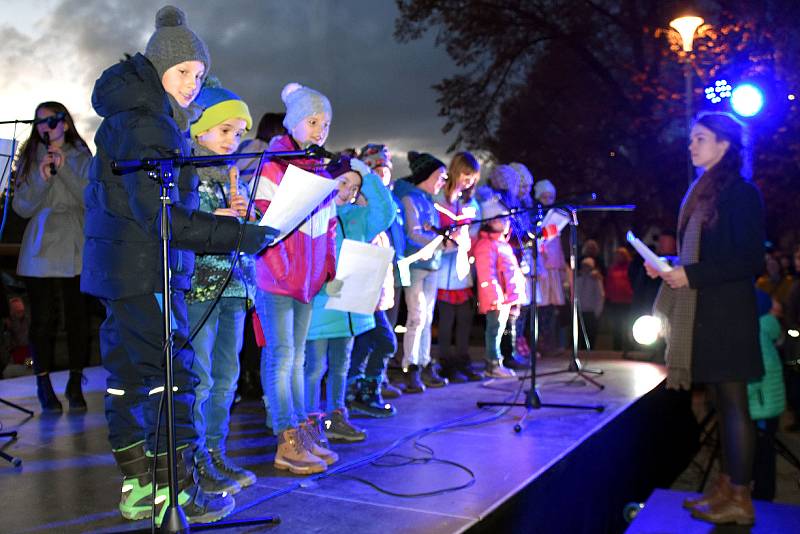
[632, 315, 663, 346]
[670, 16, 704, 52]
[731, 83, 765, 117]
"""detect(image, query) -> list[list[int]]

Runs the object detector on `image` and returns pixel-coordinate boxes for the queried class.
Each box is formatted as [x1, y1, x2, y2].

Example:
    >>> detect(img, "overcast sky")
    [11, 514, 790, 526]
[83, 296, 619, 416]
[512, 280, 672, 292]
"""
[0, 0, 459, 176]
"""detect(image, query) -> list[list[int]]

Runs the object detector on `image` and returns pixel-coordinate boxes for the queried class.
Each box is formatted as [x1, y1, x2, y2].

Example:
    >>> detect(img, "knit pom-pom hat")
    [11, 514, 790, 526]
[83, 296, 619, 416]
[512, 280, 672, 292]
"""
[190, 77, 252, 138]
[281, 82, 332, 131]
[145, 5, 210, 80]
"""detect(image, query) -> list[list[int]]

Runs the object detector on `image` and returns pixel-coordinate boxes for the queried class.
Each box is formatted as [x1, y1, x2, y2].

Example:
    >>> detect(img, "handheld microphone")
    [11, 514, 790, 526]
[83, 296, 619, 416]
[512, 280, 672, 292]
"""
[33, 112, 66, 129]
[306, 144, 340, 161]
[42, 132, 57, 176]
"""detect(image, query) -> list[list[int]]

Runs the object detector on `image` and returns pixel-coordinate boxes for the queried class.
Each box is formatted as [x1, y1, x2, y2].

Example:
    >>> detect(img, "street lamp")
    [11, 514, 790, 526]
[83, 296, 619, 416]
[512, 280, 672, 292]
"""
[670, 15, 704, 185]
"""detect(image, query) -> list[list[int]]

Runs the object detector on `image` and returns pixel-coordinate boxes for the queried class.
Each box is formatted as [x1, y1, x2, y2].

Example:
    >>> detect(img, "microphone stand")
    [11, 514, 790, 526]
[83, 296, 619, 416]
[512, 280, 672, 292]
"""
[536, 203, 635, 390]
[111, 144, 327, 533]
[463, 198, 607, 432]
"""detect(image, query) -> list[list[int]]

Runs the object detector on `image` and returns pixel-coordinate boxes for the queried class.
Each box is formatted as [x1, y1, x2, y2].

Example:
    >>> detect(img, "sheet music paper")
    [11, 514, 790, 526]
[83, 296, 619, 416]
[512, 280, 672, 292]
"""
[324, 239, 395, 315]
[626, 231, 673, 273]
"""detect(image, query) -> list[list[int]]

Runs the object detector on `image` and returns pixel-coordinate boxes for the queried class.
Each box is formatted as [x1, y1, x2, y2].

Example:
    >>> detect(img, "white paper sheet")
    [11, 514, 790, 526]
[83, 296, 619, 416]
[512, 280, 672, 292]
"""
[258, 164, 339, 242]
[395, 235, 444, 287]
[626, 231, 673, 273]
[325, 239, 395, 315]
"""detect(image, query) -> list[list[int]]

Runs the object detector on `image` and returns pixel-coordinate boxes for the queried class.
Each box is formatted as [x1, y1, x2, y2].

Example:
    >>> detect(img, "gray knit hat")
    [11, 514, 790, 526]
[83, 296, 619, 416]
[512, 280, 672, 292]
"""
[145, 5, 210, 80]
[281, 83, 332, 131]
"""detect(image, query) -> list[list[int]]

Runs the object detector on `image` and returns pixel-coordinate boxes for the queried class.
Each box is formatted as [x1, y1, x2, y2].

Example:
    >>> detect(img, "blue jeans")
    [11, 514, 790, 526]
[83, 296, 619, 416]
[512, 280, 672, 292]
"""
[256, 291, 311, 433]
[349, 311, 397, 379]
[485, 307, 511, 362]
[305, 336, 354, 413]
[187, 297, 247, 452]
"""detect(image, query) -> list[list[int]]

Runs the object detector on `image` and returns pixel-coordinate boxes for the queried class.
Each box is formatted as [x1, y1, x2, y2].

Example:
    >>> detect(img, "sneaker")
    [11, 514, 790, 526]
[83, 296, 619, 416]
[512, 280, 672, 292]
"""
[381, 378, 402, 399]
[485, 361, 517, 379]
[422, 362, 448, 387]
[348, 377, 396, 418]
[153, 446, 235, 527]
[274, 428, 327, 475]
[195, 448, 241, 495]
[404, 364, 426, 394]
[302, 414, 340, 465]
[325, 408, 367, 442]
[112, 442, 152, 521]
[65, 371, 87, 411]
[209, 448, 256, 488]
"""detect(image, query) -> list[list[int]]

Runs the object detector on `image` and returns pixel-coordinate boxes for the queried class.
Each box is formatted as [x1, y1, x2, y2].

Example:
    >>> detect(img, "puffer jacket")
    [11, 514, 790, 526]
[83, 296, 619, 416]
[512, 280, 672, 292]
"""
[473, 230, 526, 314]
[13, 143, 91, 278]
[306, 172, 395, 340]
[82, 53, 245, 299]
[748, 313, 786, 420]
[393, 178, 442, 271]
[253, 134, 336, 303]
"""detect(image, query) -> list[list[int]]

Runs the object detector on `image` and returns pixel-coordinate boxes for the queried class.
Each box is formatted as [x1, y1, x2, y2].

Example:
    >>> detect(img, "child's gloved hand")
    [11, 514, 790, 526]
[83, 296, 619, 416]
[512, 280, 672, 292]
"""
[325, 279, 345, 298]
[240, 224, 280, 254]
[349, 158, 372, 177]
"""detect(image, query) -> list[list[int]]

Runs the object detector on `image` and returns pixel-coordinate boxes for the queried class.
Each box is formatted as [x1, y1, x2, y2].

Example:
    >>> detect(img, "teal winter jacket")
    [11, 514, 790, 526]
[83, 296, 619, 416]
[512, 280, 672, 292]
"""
[306, 172, 395, 340]
[748, 313, 786, 420]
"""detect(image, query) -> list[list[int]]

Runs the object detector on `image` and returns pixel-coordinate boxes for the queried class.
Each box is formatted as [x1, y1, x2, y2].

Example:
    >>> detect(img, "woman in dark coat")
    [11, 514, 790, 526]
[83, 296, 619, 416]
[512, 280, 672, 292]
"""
[647, 112, 764, 526]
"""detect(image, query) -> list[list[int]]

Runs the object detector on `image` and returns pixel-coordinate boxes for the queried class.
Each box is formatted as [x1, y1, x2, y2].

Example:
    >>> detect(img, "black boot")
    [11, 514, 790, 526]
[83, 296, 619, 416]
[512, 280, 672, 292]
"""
[405, 364, 426, 393]
[36, 373, 62, 413]
[65, 371, 87, 411]
[457, 354, 484, 382]
[440, 358, 468, 384]
[349, 376, 396, 418]
[422, 361, 448, 388]
[195, 447, 241, 495]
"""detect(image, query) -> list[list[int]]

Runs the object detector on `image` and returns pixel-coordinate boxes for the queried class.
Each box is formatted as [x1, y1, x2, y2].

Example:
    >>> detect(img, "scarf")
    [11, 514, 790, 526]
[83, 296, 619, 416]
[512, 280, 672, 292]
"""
[653, 176, 706, 390]
[167, 94, 202, 133]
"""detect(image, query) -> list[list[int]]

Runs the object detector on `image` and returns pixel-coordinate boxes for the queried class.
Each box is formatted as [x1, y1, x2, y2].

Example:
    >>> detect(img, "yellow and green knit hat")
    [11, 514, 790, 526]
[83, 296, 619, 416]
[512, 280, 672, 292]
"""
[190, 78, 252, 138]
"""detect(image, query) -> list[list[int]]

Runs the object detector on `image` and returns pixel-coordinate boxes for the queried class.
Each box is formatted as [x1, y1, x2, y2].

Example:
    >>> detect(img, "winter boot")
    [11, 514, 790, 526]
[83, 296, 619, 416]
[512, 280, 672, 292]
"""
[691, 482, 755, 525]
[325, 408, 367, 442]
[209, 448, 256, 489]
[404, 364, 426, 394]
[302, 414, 340, 465]
[683, 473, 732, 509]
[349, 376, 396, 418]
[36, 373, 62, 413]
[440, 358, 468, 384]
[195, 447, 241, 495]
[112, 441, 153, 521]
[381, 377, 402, 398]
[65, 370, 87, 411]
[422, 361, 448, 387]
[274, 427, 327, 475]
[152, 445, 235, 527]
[457, 354, 484, 381]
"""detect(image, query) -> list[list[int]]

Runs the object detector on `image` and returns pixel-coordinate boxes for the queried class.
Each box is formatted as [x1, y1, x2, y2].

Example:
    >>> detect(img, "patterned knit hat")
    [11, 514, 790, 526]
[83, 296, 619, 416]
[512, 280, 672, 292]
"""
[190, 78, 252, 137]
[407, 151, 445, 185]
[145, 5, 210, 80]
[510, 163, 534, 192]
[281, 82, 332, 131]
[359, 143, 393, 170]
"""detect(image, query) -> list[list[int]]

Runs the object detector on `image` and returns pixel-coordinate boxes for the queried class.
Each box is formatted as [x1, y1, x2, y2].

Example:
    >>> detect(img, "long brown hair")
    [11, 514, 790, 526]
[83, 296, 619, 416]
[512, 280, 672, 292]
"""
[14, 102, 90, 184]
[445, 151, 480, 202]
[680, 112, 749, 231]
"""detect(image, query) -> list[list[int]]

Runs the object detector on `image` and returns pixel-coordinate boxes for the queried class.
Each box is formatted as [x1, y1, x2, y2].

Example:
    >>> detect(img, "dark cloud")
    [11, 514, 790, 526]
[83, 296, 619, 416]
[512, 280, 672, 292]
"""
[14, 0, 460, 176]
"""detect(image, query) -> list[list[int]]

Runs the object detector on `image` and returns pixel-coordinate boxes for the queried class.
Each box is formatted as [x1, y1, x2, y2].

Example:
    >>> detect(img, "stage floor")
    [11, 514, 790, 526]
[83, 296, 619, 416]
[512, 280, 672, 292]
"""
[1, 356, 688, 533]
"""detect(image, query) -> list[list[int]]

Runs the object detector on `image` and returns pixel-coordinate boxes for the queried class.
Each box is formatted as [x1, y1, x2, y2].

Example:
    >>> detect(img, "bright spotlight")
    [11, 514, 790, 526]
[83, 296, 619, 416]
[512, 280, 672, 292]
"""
[632, 315, 663, 346]
[731, 83, 765, 117]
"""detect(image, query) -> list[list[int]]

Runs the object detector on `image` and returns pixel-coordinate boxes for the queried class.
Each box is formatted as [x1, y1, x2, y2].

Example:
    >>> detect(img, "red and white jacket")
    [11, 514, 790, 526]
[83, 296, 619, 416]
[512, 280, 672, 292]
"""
[472, 230, 526, 314]
[253, 134, 337, 303]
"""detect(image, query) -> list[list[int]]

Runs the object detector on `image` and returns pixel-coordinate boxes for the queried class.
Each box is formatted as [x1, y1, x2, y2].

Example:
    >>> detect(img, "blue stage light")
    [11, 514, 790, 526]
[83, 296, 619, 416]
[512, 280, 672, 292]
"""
[731, 83, 765, 117]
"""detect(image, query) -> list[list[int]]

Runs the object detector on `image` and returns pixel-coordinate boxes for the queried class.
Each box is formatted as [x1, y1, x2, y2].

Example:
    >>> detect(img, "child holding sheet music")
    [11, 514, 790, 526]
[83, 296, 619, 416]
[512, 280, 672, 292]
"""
[304, 156, 394, 441]
[253, 82, 339, 475]
[187, 79, 257, 494]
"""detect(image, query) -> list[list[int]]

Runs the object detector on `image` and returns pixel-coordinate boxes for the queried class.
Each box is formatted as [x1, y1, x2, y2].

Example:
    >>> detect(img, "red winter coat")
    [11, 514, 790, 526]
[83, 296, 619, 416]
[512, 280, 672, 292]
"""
[253, 134, 337, 303]
[473, 230, 526, 314]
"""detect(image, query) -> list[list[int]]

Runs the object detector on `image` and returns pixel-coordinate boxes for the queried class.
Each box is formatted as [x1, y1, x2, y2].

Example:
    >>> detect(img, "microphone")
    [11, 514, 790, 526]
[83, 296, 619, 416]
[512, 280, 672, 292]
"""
[42, 132, 57, 176]
[306, 144, 340, 161]
[33, 112, 66, 129]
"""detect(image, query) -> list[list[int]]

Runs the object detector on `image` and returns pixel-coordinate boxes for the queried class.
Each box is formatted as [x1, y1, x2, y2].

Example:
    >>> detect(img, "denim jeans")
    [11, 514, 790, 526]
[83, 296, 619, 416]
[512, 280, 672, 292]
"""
[485, 306, 511, 362]
[305, 336, 354, 413]
[402, 268, 438, 368]
[349, 311, 397, 379]
[187, 297, 247, 452]
[256, 291, 312, 433]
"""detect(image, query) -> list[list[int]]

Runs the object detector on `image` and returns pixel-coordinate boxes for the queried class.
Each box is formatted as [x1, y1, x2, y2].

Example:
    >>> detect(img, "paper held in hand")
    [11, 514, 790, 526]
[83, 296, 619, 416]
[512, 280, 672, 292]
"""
[324, 239, 395, 315]
[626, 231, 673, 273]
[258, 164, 339, 242]
[395, 235, 445, 287]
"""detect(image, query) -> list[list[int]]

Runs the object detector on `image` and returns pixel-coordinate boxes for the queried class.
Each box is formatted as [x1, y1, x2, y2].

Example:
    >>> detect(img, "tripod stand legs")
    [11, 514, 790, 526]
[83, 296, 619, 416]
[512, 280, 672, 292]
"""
[0, 430, 22, 467]
[0, 397, 35, 416]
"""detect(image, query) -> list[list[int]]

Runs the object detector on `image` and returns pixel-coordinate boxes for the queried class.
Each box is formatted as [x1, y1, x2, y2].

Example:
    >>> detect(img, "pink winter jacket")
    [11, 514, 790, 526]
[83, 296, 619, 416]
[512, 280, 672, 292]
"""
[473, 230, 527, 314]
[253, 134, 337, 303]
